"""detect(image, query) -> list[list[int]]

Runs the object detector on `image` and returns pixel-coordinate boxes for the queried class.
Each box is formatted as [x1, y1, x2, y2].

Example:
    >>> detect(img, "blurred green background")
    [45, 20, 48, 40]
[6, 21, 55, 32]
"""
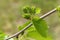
[0, 0, 60, 40]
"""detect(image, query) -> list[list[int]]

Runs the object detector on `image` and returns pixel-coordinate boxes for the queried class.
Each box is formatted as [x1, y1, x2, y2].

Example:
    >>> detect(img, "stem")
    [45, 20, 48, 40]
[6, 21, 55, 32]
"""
[5, 8, 56, 40]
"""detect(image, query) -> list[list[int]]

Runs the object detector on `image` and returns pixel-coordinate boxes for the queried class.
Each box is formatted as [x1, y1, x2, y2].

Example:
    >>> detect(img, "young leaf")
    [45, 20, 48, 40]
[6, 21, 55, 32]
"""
[56, 6, 60, 11]
[23, 6, 41, 15]
[32, 17, 48, 37]
[31, 6, 41, 14]
[22, 14, 31, 19]
[35, 8, 41, 14]
[23, 6, 31, 13]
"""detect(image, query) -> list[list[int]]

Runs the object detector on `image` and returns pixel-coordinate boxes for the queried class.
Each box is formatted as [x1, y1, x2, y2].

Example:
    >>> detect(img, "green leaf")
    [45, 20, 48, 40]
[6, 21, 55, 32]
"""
[56, 6, 60, 11]
[32, 16, 48, 37]
[23, 6, 41, 15]
[31, 6, 41, 14]
[0, 31, 6, 40]
[27, 25, 36, 33]
[26, 25, 44, 40]
[35, 8, 41, 14]
[27, 27, 52, 40]
[27, 30, 45, 40]
[27, 31, 52, 40]
[23, 6, 31, 13]
[22, 14, 31, 19]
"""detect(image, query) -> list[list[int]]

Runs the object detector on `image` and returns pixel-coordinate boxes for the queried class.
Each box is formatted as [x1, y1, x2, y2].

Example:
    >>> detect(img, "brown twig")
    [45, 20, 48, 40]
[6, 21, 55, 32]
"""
[5, 8, 56, 40]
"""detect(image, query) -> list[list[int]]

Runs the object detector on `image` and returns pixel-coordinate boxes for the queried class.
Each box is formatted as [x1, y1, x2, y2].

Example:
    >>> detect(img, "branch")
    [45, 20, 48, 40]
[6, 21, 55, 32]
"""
[5, 8, 56, 40]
